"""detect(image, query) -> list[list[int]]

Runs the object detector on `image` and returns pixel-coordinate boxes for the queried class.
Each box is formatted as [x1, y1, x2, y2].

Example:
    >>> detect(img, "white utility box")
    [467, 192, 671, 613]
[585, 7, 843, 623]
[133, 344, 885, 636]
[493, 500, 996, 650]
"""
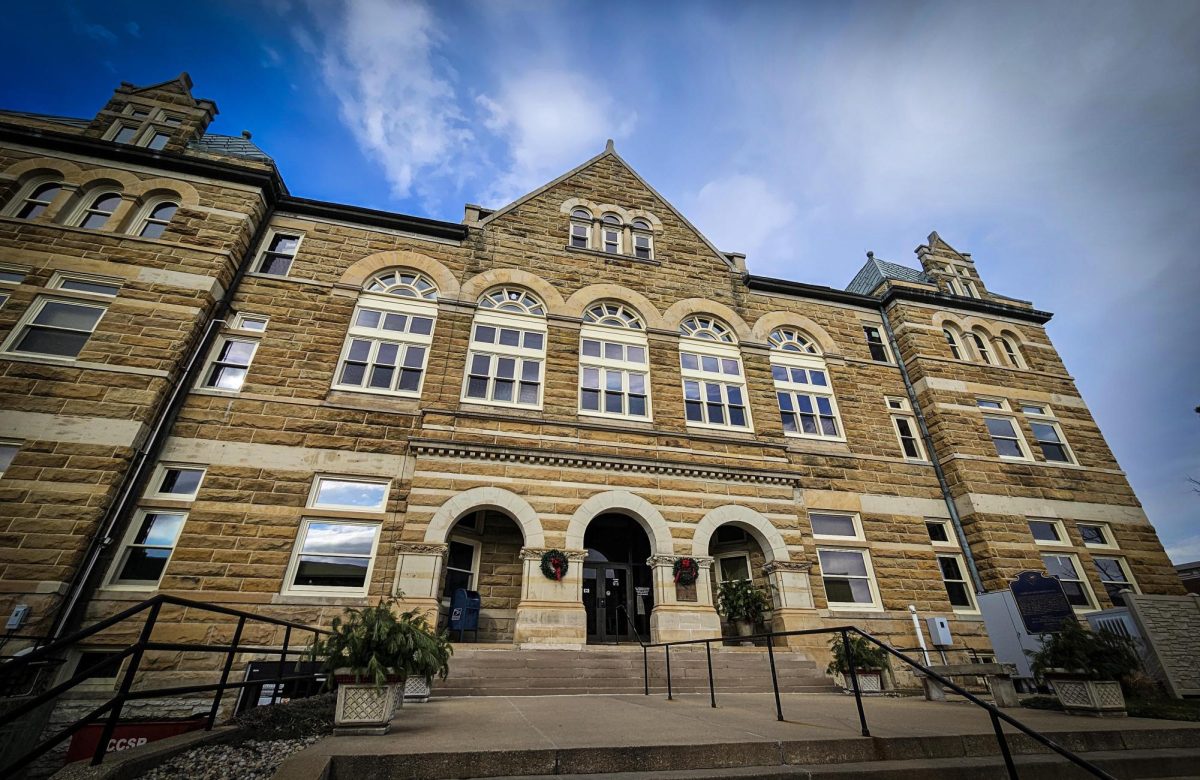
[926, 616, 952, 647]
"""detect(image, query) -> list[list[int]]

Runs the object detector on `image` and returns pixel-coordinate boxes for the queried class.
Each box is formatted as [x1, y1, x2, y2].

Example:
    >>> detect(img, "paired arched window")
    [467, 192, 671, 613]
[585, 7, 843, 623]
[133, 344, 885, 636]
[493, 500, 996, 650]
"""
[332, 269, 438, 397]
[943, 327, 963, 360]
[133, 198, 179, 239]
[9, 178, 62, 220]
[464, 286, 546, 407]
[72, 190, 122, 230]
[566, 207, 654, 259]
[579, 302, 649, 418]
[769, 328, 843, 439]
[679, 315, 749, 429]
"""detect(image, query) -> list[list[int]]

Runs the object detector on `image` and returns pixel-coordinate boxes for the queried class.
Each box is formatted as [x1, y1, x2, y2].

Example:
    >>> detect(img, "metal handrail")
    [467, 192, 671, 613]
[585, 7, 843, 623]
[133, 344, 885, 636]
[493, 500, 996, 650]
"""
[643, 625, 1116, 780]
[0, 594, 331, 775]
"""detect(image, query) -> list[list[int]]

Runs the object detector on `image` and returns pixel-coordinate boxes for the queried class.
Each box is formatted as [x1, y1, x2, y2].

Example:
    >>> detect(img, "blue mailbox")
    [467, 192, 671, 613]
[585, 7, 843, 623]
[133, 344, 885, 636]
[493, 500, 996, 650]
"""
[448, 589, 481, 642]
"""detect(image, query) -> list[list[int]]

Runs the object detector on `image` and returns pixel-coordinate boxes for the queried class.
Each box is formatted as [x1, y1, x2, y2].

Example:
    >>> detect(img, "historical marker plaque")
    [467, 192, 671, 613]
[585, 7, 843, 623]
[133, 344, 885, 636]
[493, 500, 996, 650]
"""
[1009, 570, 1073, 634]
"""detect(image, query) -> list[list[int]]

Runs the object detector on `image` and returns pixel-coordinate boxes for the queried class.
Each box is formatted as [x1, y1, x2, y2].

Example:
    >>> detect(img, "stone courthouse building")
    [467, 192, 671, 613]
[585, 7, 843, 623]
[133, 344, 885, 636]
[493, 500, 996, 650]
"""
[0, 74, 1185, 669]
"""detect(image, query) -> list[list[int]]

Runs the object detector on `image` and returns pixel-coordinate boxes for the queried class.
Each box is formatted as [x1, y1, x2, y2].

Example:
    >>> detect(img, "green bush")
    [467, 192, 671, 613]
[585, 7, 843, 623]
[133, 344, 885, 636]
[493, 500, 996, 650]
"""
[826, 633, 888, 674]
[228, 693, 334, 742]
[716, 580, 771, 623]
[1028, 619, 1139, 683]
[310, 598, 452, 687]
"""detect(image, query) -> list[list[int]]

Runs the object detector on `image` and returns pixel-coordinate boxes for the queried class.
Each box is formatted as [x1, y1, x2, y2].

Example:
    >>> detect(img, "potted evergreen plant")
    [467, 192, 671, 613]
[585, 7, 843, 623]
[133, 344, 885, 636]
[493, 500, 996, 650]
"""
[311, 599, 452, 735]
[1029, 619, 1137, 717]
[826, 634, 888, 693]
[716, 579, 771, 644]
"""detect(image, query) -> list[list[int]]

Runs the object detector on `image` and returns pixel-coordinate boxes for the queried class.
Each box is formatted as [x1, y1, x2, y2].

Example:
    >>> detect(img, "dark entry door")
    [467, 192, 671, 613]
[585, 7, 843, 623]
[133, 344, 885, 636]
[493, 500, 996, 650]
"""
[584, 563, 632, 643]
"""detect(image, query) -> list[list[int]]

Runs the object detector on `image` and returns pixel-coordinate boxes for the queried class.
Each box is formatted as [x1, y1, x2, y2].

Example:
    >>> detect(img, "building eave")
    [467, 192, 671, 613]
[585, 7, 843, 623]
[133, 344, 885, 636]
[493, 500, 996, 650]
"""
[279, 196, 468, 242]
[881, 286, 1054, 324]
[745, 274, 880, 308]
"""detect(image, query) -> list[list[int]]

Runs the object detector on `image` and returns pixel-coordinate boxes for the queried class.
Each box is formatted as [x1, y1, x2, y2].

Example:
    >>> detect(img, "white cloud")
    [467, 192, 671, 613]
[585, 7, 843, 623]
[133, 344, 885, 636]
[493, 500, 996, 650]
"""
[260, 44, 283, 68]
[687, 175, 797, 260]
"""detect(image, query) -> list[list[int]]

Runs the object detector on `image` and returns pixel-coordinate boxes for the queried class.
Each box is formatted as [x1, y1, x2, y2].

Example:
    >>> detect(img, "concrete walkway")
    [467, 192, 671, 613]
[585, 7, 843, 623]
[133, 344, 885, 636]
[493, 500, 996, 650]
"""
[278, 692, 1200, 777]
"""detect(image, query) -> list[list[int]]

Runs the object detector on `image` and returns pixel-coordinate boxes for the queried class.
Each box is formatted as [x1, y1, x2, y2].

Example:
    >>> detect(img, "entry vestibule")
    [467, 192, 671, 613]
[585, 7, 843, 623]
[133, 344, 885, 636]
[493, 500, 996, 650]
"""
[582, 513, 653, 643]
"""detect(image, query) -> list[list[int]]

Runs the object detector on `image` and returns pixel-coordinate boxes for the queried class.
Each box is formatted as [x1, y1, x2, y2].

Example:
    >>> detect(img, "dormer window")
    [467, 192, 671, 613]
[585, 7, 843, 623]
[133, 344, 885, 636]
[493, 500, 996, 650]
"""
[631, 219, 653, 260]
[569, 208, 591, 249]
[145, 131, 170, 151]
[112, 124, 139, 144]
[601, 214, 621, 254]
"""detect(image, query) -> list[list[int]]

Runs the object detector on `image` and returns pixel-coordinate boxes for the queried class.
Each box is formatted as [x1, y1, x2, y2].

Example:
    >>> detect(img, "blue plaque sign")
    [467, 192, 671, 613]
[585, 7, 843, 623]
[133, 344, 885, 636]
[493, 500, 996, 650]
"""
[1009, 570, 1073, 634]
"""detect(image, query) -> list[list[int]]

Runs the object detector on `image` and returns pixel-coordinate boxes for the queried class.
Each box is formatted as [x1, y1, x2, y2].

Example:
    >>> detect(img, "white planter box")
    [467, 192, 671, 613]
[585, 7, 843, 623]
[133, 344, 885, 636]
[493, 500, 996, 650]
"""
[333, 671, 405, 735]
[834, 670, 883, 693]
[404, 674, 433, 703]
[1049, 677, 1126, 717]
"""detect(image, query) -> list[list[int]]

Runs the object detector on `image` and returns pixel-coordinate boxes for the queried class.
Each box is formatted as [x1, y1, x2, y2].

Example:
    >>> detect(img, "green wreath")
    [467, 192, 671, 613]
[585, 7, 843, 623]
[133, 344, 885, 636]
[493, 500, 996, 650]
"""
[673, 557, 700, 586]
[540, 549, 570, 582]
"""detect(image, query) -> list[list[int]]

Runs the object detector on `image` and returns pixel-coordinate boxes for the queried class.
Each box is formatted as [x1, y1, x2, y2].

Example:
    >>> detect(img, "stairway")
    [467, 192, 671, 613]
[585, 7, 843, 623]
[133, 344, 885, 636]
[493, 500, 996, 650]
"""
[435, 645, 839, 697]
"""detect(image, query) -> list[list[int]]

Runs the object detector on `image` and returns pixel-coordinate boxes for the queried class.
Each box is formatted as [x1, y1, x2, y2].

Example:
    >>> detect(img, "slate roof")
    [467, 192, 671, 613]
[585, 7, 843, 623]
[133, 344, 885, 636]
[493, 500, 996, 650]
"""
[845, 254, 935, 296]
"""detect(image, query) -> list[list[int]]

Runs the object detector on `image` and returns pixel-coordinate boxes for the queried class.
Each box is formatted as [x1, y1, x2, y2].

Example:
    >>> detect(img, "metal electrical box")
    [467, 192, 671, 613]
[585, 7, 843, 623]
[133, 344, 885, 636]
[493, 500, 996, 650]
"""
[926, 616, 952, 647]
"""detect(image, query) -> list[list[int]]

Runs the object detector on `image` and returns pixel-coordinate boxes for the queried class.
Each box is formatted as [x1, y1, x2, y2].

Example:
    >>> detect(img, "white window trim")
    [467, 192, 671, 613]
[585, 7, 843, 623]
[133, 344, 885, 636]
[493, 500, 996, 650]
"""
[441, 535, 483, 603]
[771, 350, 845, 442]
[631, 227, 654, 260]
[252, 228, 305, 277]
[307, 475, 391, 513]
[0, 295, 108, 360]
[1041, 551, 1099, 612]
[145, 463, 207, 502]
[331, 295, 436, 399]
[679, 337, 753, 432]
[891, 414, 926, 460]
[138, 126, 172, 150]
[103, 121, 139, 143]
[1093, 555, 1140, 601]
[936, 552, 979, 613]
[885, 396, 910, 412]
[862, 324, 892, 363]
[983, 413, 1032, 461]
[925, 519, 956, 547]
[1028, 518, 1070, 546]
[232, 313, 269, 332]
[130, 196, 179, 238]
[198, 335, 259, 393]
[3, 176, 63, 218]
[48, 271, 122, 296]
[569, 217, 592, 249]
[1078, 522, 1118, 550]
[460, 308, 548, 410]
[0, 439, 22, 480]
[601, 220, 623, 254]
[714, 551, 753, 583]
[817, 546, 883, 612]
[281, 518, 381, 597]
[1026, 417, 1076, 465]
[578, 323, 653, 421]
[809, 511, 865, 542]
[67, 190, 123, 230]
[105, 508, 187, 590]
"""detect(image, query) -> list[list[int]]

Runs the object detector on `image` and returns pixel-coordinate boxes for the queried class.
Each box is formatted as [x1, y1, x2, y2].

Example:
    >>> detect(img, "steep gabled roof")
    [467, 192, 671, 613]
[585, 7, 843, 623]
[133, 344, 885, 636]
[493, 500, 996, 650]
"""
[0, 109, 89, 129]
[846, 252, 935, 295]
[480, 141, 738, 271]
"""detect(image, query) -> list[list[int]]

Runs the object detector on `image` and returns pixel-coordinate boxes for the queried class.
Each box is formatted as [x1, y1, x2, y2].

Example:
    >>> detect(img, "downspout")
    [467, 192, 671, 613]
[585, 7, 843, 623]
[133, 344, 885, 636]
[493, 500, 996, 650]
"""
[50, 200, 278, 640]
[878, 301, 985, 594]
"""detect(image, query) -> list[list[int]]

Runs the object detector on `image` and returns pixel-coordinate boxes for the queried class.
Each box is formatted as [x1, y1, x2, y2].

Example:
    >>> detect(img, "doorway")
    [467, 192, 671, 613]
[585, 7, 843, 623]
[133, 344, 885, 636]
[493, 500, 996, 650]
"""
[582, 513, 653, 643]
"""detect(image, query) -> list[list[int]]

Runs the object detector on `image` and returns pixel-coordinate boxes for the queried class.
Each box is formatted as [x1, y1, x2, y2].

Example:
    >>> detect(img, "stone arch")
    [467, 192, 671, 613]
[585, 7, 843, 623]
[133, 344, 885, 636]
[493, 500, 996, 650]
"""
[126, 177, 201, 207]
[338, 249, 460, 297]
[423, 486, 545, 547]
[565, 490, 674, 555]
[691, 505, 790, 563]
[460, 268, 567, 315]
[661, 298, 753, 342]
[559, 197, 664, 230]
[750, 311, 839, 354]
[562, 284, 667, 330]
[76, 168, 142, 191]
[3, 158, 84, 183]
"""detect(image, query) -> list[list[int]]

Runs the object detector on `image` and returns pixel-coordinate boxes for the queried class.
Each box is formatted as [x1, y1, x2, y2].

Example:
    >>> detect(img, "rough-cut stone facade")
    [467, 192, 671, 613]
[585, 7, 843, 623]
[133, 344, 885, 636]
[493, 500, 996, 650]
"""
[0, 75, 1184, 698]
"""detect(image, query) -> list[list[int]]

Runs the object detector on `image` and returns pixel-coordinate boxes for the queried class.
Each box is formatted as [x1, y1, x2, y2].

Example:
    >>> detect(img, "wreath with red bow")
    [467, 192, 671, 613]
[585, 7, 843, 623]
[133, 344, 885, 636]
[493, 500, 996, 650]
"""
[673, 557, 700, 586]
[540, 549, 570, 581]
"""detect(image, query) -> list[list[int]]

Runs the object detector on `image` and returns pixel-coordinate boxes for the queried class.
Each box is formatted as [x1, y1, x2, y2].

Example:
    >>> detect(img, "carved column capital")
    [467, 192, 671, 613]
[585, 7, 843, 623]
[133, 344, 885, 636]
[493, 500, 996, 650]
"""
[520, 547, 588, 561]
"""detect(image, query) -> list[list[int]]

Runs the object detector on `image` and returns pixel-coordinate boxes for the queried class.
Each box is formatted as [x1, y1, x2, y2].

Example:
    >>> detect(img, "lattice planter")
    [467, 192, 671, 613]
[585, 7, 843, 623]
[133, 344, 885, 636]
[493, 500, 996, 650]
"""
[403, 674, 433, 703]
[1047, 674, 1126, 717]
[834, 670, 883, 694]
[333, 671, 405, 735]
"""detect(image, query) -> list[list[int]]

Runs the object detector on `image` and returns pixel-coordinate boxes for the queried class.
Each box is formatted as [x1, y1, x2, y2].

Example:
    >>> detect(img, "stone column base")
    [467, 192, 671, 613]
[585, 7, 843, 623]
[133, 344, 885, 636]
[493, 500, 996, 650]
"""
[394, 596, 440, 625]
[650, 604, 721, 643]
[770, 608, 828, 657]
[513, 600, 586, 648]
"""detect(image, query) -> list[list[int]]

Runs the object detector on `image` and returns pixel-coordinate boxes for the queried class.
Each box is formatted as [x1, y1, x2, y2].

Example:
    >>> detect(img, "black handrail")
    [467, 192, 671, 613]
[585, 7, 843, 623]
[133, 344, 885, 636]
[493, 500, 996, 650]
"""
[642, 625, 1116, 780]
[0, 594, 331, 776]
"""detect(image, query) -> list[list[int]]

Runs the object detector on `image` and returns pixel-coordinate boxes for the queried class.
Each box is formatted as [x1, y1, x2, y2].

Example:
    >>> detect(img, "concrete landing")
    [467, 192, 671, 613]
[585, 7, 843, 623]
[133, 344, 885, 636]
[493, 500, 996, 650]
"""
[275, 692, 1200, 779]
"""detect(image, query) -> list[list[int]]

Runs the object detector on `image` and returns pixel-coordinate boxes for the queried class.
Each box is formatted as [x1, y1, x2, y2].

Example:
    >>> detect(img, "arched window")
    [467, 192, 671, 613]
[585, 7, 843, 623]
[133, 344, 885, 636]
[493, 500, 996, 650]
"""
[969, 332, 993, 365]
[769, 328, 843, 439]
[332, 269, 438, 397]
[133, 199, 179, 239]
[464, 287, 546, 407]
[943, 328, 963, 360]
[679, 315, 750, 429]
[631, 218, 653, 260]
[73, 191, 122, 230]
[601, 213, 622, 254]
[569, 208, 592, 249]
[1000, 336, 1024, 368]
[579, 302, 650, 418]
[9, 179, 63, 220]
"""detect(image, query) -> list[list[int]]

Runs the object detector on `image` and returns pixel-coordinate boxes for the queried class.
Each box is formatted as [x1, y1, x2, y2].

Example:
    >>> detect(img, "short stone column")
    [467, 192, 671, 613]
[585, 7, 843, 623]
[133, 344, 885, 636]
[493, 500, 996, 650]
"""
[513, 548, 587, 648]
[763, 560, 823, 650]
[647, 555, 721, 643]
[392, 542, 447, 622]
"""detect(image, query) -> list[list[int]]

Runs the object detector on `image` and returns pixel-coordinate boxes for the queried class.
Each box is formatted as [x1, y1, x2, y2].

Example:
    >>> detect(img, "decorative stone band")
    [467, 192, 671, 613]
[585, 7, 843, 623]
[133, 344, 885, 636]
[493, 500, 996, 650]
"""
[394, 542, 449, 557]
[646, 555, 714, 567]
[519, 547, 588, 561]
[762, 560, 813, 574]
[409, 439, 795, 486]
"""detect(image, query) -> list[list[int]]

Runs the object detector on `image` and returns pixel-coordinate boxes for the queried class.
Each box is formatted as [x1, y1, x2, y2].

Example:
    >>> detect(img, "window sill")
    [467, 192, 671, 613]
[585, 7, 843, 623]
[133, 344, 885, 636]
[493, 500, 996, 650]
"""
[684, 421, 756, 435]
[459, 398, 544, 413]
[577, 410, 655, 427]
[564, 245, 661, 266]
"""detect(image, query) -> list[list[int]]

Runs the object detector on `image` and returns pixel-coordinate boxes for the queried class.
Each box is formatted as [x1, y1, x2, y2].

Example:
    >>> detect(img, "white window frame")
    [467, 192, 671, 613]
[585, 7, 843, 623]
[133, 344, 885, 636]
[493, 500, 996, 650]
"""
[5, 177, 63, 219]
[1022, 406, 1075, 465]
[631, 221, 653, 260]
[441, 536, 482, 602]
[715, 552, 753, 584]
[968, 332, 994, 365]
[105, 509, 188, 590]
[817, 546, 883, 611]
[131, 197, 179, 239]
[48, 271, 122, 296]
[282, 518, 381, 597]
[925, 519, 954, 546]
[461, 308, 547, 410]
[307, 476, 391, 513]
[0, 296, 108, 360]
[600, 215, 622, 255]
[578, 323, 652, 421]
[1092, 555, 1139, 604]
[1077, 522, 1117, 550]
[140, 127, 172, 151]
[252, 229, 304, 277]
[809, 511, 864, 541]
[862, 324, 891, 363]
[1041, 551, 1098, 611]
[200, 335, 259, 393]
[770, 346, 844, 441]
[145, 463, 207, 501]
[679, 336, 752, 432]
[983, 414, 1030, 461]
[936, 552, 978, 613]
[332, 295, 436, 399]
[0, 440, 21, 480]
[568, 209, 592, 249]
[232, 313, 269, 332]
[943, 327, 964, 360]
[1000, 337, 1024, 368]
[891, 414, 925, 460]
[69, 190, 123, 230]
[1028, 518, 1070, 546]
[104, 121, 140, 145]
[0, 264, 26, 286]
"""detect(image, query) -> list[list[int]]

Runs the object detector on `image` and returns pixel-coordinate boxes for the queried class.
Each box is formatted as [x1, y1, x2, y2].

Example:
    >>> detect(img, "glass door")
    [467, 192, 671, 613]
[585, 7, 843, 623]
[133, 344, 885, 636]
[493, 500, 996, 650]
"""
[584, 563, 632, 643]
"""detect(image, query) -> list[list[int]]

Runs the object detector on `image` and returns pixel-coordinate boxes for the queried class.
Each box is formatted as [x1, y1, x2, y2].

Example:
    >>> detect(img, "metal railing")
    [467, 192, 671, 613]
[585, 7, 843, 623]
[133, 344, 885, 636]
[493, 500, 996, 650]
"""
[0, 594, 330, 776]
[642, 625, 1116, 780]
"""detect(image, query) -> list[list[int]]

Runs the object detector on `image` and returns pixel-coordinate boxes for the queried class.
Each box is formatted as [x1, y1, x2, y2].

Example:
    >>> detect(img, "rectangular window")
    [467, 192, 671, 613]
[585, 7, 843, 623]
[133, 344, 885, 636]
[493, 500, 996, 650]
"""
[925, 520, 951, 544]
[0, 441, 20, 479]
[233, 313, 269, 332]
[863, 325, 889, 362]
[255, 232, 302, 276]
[892, 416, 924, 459]
[1041, 553, 1095, 609]
[817, 548, 880, 609]
[285, 520, 380, 594]
[203, 337, 257, 391]
[570, 223, 589, 248]
[579, 334, 650, 418]
[680, 349, 750, 430]
[771, 362, 842, 439]
[976, 398, 1007, 410]
[1029, 421, 1072, 463]
[633, 234, 652, 259]
[144, 131, 170, 150]
[334, 304, 434, 397]
[109, 510, 186, 587]
[442, 538, 479, 598]
[1028, 519, 1067, 545]
[147, 465, 206, 500]
[0, 267, 28, 285]
[984, 416, 1027, 459]
[3, 297, 106, 358]
[809, 512, 861, 539]
[603, 228, 620, 254]
[111, 124, 138, 144]
[716, 553, 751, 583]
[1078, 523, 1114, 549]
[309, 477, 390, 512]
[1093, 556, 1137, 604]
[462, 315, 546, 408]
[937, 554, 976, 610]
[49, 272, 122, 297]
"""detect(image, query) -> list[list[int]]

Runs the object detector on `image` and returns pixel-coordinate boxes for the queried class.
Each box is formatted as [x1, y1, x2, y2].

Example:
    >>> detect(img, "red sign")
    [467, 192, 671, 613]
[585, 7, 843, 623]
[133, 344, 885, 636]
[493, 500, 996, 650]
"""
[65, 719, 207, 763]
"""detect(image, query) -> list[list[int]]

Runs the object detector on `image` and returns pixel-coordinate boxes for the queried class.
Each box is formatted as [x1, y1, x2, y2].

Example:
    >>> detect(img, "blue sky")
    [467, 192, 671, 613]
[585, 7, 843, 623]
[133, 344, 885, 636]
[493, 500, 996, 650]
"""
[5, 1, 1199, 562]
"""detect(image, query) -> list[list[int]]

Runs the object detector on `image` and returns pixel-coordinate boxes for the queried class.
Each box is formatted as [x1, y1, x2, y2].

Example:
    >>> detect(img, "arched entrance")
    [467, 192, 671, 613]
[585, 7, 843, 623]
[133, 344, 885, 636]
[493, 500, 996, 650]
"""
[582, 513, 653, 643]
[438, 508, 525, 642]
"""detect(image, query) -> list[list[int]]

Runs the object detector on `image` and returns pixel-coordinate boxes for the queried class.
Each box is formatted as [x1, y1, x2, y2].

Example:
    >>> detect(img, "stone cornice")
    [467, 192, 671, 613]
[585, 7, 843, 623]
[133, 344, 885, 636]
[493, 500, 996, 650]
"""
[763, 560, 813, 574]
[394, 542, 448, 556]
[520, 547, 588, 561]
